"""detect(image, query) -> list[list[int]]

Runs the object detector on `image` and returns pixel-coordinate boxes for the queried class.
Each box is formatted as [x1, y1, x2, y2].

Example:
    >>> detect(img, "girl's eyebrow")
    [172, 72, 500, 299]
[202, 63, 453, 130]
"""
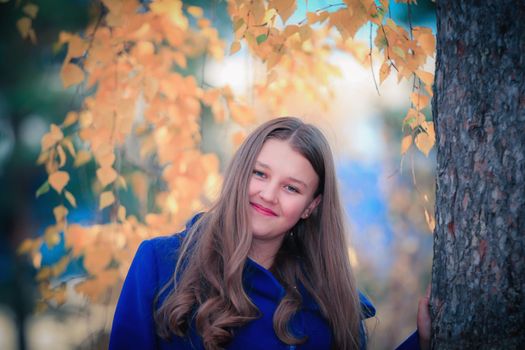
[254, 161, 308, 189]
[255, 161, 270, 169]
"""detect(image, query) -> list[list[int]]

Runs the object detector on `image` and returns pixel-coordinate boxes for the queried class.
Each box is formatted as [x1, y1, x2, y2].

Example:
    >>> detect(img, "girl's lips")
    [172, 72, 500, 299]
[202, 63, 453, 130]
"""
[250, 202, 278, 216]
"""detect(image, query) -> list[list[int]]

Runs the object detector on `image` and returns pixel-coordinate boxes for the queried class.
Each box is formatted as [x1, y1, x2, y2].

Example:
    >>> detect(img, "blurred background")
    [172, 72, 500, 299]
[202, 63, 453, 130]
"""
[0, 0, 435, 349]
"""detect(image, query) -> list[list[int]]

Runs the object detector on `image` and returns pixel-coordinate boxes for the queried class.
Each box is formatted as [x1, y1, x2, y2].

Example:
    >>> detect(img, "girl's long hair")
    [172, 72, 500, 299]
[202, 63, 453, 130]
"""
[155, 117, 361, 349]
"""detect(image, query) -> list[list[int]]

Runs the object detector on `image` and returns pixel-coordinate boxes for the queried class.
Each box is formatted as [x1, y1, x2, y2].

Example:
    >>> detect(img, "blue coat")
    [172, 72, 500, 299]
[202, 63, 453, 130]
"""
[109, 218, 420, 349]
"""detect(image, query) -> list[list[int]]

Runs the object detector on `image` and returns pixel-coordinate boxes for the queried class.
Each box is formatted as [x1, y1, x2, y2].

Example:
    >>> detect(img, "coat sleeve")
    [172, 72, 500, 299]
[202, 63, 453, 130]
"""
[358, 291, 376, 350]
[394, 331, 420, 350]
[109, 240, 160, 350]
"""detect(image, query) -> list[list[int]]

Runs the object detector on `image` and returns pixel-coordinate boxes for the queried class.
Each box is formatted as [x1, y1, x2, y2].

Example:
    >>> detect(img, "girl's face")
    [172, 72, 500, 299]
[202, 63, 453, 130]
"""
[248, 139, 321, 248]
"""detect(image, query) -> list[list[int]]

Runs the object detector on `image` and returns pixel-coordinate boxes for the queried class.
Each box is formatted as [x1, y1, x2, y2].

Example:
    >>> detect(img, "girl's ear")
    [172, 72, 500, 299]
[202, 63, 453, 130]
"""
[301, 195, 322, 219]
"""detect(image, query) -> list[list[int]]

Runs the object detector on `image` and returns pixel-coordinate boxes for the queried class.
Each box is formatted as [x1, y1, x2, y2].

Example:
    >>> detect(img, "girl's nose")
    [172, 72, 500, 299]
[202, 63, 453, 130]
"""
[259, 183, 278, 203]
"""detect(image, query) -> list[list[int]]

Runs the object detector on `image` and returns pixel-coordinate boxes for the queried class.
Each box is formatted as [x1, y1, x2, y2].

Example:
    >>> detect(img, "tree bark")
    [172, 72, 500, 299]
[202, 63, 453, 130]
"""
[431, 1, 525, 349]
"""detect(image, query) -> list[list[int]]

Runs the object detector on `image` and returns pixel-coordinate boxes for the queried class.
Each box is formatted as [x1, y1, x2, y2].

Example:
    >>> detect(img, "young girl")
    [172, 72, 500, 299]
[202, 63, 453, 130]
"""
[109, 117, 427, 349]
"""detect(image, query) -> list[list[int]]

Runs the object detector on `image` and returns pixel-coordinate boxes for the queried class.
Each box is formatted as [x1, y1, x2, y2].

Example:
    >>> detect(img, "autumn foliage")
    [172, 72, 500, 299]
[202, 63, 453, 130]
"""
[15, 0, 435, 311]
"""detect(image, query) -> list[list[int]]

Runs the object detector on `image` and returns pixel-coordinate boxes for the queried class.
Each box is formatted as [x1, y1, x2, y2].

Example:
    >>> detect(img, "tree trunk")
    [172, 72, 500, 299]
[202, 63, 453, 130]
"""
[431, 1, 525, 349]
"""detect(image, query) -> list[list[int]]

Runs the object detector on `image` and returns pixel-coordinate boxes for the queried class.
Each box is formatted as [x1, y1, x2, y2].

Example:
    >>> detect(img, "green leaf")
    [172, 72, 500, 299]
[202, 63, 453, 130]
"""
[403, 117, 416, 128]
[393, 46, 406, 58]
[36, 181, 50, 198]
[233, 18, 244, 32]
[376, 35, 387, 50]
[256, 34, 268, 45]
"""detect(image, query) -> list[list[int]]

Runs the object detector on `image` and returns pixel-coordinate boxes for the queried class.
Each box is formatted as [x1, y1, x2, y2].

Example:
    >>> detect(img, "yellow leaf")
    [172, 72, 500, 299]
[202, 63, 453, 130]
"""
[283, 24, 299, 38]
[62, 111, 78, 128]
[269, 0, 296, 23]
[306, 12, 319, 24]
[49, 171, 70, 193]
[97, 151, 115, 168]
[197, 18, 211, 28]
[67, 34, 88, 57]
[425, 83, 433, 97]
[379, 61, 391, 84]
[249, 0, 266, 24]
[422, 121, 435, 140]
[392, 46, 406, 59]
[75, 269, 120, 302]
[41, 124, 63, 151]
[36, 267, 52, 281]
[118, 205, 126, 222]
[424, 208, 436, 232]
[232, 130, 246, 149]
[36, 151, 49, 165]
[83, 246, 112, 274]
[401, 135, 412, 155]
[173, 51, 187, 68]
[244, 31, 257, 48]
[204, 173, 222, 202]
[51, 256, 69, 276]
[116, 175, 127, 190]
[57, 145, 66, 168]
[32, 251, 42, 269]
[410, 92, 430, 110]
[150, 0, 188, 29]
[43, 226, 60, 247]
[187, 5, 203, 18]
[317, 11, 329, 23]
[74, 278, 98, 300]
[415, 129, 435, 156]
[230, 41, 241, 55]
[329, 8, 366, 40]
[263, 8, 277, 25]
[65, 224, 93, 256]
[213, 102, 226, 123]
[202, 89, 220, 106]
[74, 150, 91, 167]
[133, 40, 154, 57]
[403, 108, 425, 129]
[79, 110, 93, 128]
[99, 191, 115, 210]
[299, 25, 312, 41]
[145, 213, 168, 228]
[61, 137, 76, 157]
[51, 124, 63, 138]
[96, 166, 118, 187]
[17, 238, 36, 255]
[229, 103, 256, 127]
[416, 70, 434, 86]
[233, 18, 245, 39]
[415, 29, 435, 56]
[61, 63, 84, 89]
[23, 3, 39, 18]
[64, 190, 77, 208]
[16, 17, 31, 39]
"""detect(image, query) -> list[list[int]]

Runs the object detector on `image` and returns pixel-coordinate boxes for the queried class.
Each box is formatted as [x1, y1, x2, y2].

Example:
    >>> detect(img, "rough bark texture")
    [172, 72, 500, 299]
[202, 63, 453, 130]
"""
[431, 1, 525, 349]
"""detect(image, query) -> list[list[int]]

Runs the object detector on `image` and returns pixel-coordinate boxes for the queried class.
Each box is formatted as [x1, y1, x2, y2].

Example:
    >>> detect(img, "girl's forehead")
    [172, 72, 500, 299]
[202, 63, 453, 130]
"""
[257, 139, 297, 159]
[256, 139, 318, 183]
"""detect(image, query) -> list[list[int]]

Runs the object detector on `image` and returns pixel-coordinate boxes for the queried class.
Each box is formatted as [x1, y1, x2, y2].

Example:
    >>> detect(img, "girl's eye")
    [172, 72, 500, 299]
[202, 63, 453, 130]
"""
[253, 170, 266, 178]
[284, 185, 299, 193]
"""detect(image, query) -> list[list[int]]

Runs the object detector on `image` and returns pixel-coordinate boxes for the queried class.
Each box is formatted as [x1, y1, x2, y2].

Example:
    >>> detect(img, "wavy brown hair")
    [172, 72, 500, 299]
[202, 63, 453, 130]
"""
[155, 117, 361, 349]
